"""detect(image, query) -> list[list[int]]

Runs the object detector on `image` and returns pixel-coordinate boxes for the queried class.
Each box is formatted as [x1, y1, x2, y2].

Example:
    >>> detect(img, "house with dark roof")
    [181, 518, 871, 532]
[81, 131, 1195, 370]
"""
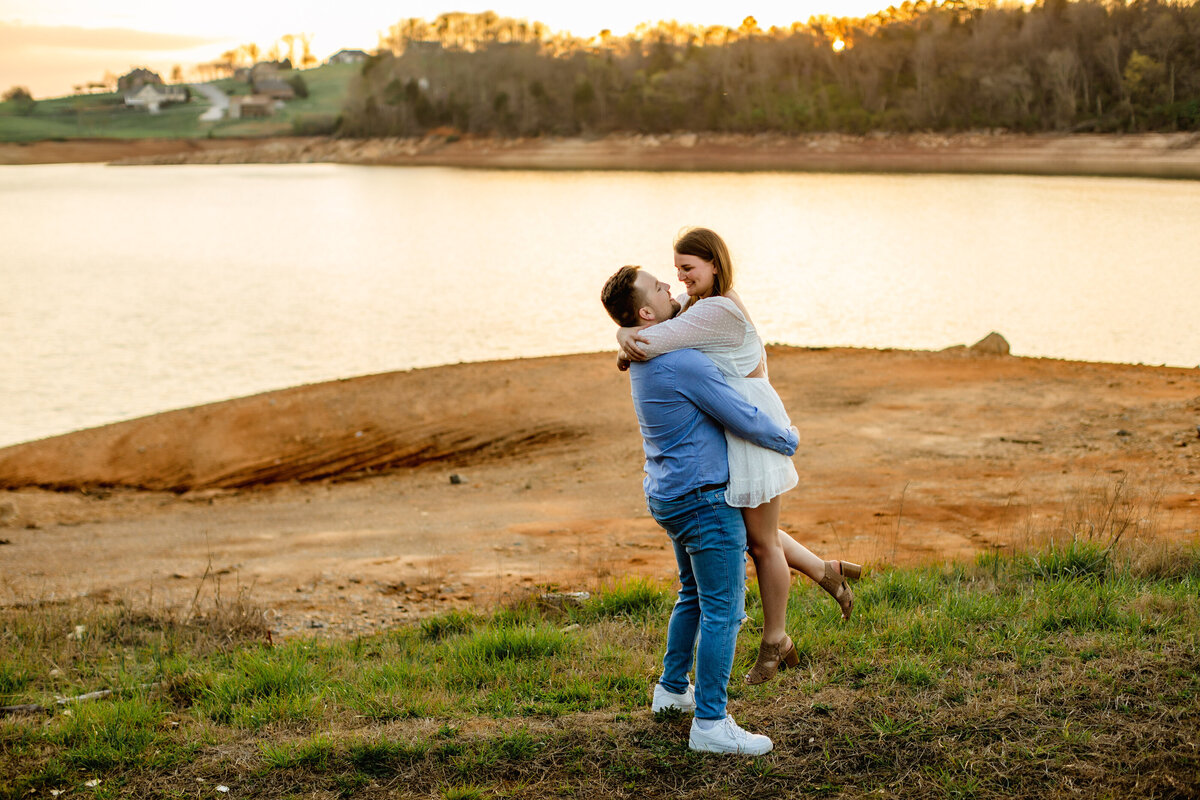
[327, 49, 369, 65]
[117, 68, 163, 93]
[252, 77, 295, 100]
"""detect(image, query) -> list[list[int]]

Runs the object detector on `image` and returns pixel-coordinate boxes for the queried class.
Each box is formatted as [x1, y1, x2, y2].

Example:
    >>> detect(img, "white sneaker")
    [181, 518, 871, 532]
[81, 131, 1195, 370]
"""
[651, 682, 695, 713]
[688, 715, 774, 755]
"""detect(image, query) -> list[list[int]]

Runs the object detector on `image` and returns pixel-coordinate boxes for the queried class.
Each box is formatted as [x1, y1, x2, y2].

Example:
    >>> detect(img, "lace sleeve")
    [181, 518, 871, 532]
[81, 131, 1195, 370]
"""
[638, 297, 746, 358]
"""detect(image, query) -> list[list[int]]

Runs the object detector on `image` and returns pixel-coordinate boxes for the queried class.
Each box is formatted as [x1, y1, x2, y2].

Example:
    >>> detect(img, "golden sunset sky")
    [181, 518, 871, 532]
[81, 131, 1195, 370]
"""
[1, 0, 893, 98]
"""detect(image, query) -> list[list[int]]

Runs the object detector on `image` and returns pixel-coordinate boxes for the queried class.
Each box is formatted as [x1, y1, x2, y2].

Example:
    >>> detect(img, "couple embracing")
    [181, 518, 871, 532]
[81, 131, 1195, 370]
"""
[601, 228, 860, 756]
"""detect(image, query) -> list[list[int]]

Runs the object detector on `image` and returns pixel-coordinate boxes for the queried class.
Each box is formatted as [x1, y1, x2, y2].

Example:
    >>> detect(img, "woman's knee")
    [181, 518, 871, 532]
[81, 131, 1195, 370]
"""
[746, 534, 783, 562]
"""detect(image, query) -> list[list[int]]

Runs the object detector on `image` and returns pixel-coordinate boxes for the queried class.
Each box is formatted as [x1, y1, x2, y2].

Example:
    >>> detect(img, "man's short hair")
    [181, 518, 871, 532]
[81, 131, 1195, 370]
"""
[601, 265, 643, 327]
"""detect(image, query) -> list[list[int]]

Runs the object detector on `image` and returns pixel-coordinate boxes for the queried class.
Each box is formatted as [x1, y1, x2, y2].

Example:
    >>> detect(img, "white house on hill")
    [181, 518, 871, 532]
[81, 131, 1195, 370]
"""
[124, 83, 188, 113]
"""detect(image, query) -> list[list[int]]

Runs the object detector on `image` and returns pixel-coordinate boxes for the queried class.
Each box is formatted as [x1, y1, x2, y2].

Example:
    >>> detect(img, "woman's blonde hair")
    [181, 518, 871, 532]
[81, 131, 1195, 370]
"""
[674, 227, 734, 301]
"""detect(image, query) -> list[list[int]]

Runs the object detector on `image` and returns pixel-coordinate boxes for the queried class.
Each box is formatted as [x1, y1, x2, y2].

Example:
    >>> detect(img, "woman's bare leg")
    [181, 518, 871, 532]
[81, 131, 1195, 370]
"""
[741, 497, 791, 645]
[777, 530, 830, 583]
[777, 528, 856, 620]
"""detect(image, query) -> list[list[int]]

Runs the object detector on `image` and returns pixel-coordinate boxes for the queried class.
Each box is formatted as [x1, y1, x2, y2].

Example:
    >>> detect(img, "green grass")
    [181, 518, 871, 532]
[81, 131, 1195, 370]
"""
[0, 663, 31, 700]
[51, 697, 173, 771]
[420, 609, 479, 641]
[0, 62, 359, 142]
[576, 577, 672, 621]
[0, 90, 206, 141]
[1022, 538, 1113, 580]
[1, 552, 1198, 799]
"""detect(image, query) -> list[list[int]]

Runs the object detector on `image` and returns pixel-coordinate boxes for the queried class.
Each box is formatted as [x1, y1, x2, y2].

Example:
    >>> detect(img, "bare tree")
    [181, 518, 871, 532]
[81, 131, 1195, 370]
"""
[281, 34, 297, 67]
[1045, 48, 1081, 128]
[298, 33, 317, 68]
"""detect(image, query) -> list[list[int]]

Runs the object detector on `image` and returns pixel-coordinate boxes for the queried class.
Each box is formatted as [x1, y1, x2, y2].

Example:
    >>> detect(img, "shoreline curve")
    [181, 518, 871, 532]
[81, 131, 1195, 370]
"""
[2, 131, 1199, 180]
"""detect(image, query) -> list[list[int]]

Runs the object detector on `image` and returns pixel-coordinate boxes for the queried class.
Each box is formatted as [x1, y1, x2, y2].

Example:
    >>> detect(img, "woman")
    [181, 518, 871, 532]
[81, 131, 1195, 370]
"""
[618, 227, 860, 685]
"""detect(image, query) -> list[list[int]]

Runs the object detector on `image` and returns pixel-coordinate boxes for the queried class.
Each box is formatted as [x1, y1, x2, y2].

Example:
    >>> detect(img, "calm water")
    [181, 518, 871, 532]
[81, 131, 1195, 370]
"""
[2, 163, 1198, 447]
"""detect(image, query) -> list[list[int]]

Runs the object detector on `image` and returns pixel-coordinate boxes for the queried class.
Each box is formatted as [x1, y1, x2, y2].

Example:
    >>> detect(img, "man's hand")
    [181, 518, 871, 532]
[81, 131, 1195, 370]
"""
[618, 327, 651, 361]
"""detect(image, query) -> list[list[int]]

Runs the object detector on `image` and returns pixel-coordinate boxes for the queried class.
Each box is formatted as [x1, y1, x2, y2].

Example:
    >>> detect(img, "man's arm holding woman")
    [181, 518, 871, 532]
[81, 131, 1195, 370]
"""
[671, 350, 797, 456]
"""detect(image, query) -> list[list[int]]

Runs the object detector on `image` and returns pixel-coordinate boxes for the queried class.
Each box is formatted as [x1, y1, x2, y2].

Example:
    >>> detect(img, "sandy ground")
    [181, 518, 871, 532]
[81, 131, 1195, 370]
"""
[0, 137, 275, 165]
[2, 347, 1198, 638]
[2, 131, 1200, 179]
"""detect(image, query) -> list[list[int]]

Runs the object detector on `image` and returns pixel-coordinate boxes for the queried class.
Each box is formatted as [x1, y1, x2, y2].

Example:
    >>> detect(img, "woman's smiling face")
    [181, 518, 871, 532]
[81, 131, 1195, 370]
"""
[674, 252, 718, 298]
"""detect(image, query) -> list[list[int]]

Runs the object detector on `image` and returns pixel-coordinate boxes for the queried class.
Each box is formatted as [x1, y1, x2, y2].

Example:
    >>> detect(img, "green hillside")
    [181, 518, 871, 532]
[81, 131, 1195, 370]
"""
[0, 62, 359, 142]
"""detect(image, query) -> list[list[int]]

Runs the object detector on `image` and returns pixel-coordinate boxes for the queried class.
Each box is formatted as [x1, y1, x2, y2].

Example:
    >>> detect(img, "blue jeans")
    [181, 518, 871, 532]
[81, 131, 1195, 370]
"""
[648, 486, 747, 721]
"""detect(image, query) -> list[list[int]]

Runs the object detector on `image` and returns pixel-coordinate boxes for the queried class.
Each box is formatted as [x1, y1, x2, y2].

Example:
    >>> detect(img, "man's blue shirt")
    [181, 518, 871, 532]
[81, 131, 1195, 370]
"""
[629, 349, 799, 502]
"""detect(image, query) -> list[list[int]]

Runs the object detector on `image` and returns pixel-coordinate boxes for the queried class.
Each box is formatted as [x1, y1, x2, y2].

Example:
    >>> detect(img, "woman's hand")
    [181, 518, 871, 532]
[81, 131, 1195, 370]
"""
[617, 327, 651, 361]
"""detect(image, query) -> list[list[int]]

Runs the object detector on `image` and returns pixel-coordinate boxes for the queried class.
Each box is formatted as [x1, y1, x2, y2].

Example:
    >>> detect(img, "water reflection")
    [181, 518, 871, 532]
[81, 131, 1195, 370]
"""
[1, 164, 1197, 446]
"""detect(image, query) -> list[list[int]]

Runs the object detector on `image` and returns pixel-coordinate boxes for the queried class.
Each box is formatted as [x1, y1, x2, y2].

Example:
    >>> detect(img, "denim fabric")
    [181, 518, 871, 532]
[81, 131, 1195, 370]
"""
[648, 486, 747, 721]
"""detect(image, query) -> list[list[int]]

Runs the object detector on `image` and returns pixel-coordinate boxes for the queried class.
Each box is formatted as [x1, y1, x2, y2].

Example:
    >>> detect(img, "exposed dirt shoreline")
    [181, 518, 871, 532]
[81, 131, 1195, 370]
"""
[2, 347, 1198, 639]
[2, 131, 1200, 178]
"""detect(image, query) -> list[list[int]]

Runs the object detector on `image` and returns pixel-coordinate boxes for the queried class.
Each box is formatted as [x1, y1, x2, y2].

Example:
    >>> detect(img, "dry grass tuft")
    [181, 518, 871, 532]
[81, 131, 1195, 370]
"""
[1008, 475, 1199, 580]
[181, 582, 272, 648]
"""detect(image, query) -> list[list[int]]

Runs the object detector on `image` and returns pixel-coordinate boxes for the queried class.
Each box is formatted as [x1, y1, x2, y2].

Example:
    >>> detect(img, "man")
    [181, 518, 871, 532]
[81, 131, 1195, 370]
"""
[600, 265, 799, 756]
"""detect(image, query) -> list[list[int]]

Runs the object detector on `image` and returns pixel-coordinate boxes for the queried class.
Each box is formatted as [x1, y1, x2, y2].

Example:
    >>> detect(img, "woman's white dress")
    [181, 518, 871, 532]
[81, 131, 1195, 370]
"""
[637, 296, 798, 508]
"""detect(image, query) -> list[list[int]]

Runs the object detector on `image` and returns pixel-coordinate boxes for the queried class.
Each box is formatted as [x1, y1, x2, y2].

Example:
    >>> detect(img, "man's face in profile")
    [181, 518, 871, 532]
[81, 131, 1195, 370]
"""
[635, 270, 680, 323]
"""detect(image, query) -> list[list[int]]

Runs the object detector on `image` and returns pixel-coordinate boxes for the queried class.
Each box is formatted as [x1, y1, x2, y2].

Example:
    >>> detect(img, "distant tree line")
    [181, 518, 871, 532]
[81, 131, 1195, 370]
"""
[189, 35, 319, 82]
[339, 0, 1199, 138]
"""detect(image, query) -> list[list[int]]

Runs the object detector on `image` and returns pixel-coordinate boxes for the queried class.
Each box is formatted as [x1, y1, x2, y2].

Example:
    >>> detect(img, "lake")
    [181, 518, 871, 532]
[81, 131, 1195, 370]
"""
[2, 163, 1198, 447]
